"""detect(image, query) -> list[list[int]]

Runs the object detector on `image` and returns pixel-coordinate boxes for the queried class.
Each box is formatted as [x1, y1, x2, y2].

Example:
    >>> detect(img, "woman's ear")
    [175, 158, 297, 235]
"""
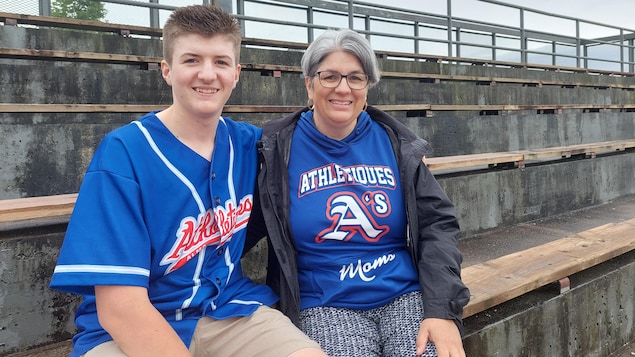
[305, 76, 313, 100]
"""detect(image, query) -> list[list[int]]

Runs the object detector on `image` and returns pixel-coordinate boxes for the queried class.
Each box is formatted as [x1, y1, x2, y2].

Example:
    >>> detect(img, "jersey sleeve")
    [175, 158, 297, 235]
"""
[50, 132, 151, 296]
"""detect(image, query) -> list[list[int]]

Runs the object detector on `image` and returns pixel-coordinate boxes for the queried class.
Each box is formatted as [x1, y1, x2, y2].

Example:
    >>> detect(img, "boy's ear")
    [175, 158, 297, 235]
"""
[233, 64, 242, 88]
[161, 60, 172, 86]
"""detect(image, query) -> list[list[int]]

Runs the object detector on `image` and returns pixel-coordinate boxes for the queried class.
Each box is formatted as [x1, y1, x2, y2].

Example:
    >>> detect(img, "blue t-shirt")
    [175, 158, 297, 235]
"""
[50, 112, 277, 357]
[288, 111, 420, 310]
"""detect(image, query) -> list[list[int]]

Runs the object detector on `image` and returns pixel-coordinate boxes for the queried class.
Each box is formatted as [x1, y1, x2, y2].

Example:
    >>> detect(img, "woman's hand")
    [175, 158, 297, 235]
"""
[416, 318, 466, 357]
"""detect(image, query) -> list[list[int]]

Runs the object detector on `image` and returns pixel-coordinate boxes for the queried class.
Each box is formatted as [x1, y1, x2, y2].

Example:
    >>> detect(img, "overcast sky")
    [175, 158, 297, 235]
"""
[99, 0, 633, 68]
[373, 0, 635, 30]
[494, 0, 635, 30]
[360, 0, 635, 37]
[102, 0, 635, 35]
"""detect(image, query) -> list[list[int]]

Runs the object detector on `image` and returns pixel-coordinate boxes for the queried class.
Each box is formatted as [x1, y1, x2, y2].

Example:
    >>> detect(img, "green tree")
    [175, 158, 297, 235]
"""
[51, 0, 107, 21]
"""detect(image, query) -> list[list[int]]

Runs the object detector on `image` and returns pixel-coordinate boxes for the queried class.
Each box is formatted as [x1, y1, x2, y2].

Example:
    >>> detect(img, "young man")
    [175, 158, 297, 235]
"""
[50, 5, 326, 357]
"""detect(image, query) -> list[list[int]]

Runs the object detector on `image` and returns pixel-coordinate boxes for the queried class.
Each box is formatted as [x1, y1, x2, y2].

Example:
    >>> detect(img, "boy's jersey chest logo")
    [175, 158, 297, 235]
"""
[160, 195, 253, 274]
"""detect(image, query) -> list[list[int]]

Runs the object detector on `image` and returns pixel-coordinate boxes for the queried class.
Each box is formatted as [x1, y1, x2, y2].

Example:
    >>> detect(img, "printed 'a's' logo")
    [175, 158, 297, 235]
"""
[315, 191, 390, 243]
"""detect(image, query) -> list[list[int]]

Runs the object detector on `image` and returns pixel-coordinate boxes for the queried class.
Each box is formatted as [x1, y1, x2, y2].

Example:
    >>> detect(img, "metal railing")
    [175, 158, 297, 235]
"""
[10, 0, 635, 73]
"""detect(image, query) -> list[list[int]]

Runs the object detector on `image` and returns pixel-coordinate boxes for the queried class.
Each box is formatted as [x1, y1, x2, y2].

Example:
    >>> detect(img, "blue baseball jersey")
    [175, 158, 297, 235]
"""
[288, 111, 420, 311]
[50, 112, 277, 357]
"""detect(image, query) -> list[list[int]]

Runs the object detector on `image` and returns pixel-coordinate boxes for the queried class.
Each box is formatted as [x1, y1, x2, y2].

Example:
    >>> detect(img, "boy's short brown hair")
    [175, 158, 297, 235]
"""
[162, 5, 241, 64]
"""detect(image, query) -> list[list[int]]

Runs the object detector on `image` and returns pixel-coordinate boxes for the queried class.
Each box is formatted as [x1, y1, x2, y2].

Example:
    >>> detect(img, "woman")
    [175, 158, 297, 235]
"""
[249, 28, 469, 357]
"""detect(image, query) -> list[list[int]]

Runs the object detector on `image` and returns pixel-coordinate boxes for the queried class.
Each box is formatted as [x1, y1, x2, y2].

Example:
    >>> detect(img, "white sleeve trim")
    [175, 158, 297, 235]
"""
[54, 264, 150, 277]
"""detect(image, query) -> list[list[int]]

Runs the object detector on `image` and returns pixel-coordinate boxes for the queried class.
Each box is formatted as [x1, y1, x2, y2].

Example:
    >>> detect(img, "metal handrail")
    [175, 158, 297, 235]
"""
[238, 0, 635, 73]
[16, 0, 635, 73]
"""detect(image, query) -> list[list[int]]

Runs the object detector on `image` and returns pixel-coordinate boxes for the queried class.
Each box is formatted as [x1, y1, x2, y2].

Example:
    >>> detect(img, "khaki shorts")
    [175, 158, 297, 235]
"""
[84, 305, 320, 357]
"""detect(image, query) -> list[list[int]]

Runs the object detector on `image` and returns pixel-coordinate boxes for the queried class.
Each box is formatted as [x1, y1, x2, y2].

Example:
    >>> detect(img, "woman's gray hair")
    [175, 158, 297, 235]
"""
[301, 28, 381, 87]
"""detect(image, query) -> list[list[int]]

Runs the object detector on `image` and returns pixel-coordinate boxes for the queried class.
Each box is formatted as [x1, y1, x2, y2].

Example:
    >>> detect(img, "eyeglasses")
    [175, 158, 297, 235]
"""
[314, 70, 369, 90]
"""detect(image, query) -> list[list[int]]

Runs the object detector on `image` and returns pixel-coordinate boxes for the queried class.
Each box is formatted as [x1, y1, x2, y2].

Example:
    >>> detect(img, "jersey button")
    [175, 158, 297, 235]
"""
[215, 197, 221, 205]
[215, 277, 222, 285]
[217, 247, 224, 256]
[211, 172, 216, 180]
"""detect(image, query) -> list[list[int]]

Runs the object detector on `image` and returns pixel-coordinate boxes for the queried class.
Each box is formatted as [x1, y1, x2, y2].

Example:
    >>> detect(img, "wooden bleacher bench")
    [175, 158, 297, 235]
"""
[0, 193, 77, 224]
[426, 139, 635, 172]
[426, 152, 526, 171]
[523, 140, 635, 160]
[1, 103, 635, 115]
[0, 11, 163, 37]
[0, 103, 304, 114]
[377, 49, 635, 78]
[462, 217, 635, 317]
[0, 47, 162, 68]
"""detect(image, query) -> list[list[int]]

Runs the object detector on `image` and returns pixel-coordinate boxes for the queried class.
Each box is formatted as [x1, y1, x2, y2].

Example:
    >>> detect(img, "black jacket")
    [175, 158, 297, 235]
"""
[246, 106, 470, 334]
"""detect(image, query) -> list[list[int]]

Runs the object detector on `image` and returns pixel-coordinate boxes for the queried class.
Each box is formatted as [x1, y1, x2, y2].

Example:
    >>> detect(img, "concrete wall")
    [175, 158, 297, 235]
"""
[1, 23, 635, 355]
[441, 153, 635, 236]
[0, 221, 77, 354]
